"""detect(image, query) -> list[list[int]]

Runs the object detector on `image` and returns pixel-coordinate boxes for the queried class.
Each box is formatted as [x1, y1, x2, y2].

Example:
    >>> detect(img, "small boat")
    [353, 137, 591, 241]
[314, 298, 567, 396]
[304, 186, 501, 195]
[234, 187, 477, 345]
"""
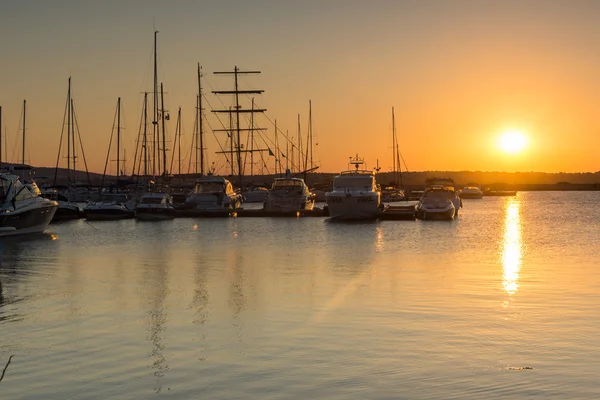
[381, 186, 406, 202]
[424, 177, 462, 214]
[459, 183, 484, 199]
[41, 189, 83, 221]
[264, 176, 315, 213]
[1, 173, 58, 236]
[186, 177, 242, 215]
[325, 155, 382, 220]
[135, 192, 176, 220]
[416, 185, 456, 220]
[84, 192, 134, 220]
[242, 186, 269, 203]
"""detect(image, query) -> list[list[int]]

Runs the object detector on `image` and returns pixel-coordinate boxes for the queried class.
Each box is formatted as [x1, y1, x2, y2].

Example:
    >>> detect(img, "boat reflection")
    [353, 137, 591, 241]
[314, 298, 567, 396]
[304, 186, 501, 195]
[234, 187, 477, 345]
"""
[501, 198, 522, 298]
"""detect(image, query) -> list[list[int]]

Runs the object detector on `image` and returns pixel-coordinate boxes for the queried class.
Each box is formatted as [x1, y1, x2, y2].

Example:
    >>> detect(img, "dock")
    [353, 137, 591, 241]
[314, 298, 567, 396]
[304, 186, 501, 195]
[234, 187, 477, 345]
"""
[378, 204, 417, 220]
[175, 204, 417, 220]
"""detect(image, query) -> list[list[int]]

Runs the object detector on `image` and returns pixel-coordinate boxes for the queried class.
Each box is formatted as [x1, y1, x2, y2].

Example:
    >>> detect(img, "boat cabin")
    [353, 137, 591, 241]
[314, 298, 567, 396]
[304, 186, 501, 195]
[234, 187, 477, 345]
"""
[192, 177, 236, 195]
[270, 178, 308, 195]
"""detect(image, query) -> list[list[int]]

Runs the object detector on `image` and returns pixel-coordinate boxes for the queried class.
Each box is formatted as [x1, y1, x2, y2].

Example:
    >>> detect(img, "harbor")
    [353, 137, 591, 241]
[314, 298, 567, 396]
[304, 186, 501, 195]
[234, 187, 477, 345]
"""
[3, 1, 600, 399]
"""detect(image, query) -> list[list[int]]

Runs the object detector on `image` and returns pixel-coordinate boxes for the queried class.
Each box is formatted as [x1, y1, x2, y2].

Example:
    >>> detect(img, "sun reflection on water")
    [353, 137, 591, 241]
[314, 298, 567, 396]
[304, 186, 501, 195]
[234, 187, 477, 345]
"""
[502, 199, 522, 297]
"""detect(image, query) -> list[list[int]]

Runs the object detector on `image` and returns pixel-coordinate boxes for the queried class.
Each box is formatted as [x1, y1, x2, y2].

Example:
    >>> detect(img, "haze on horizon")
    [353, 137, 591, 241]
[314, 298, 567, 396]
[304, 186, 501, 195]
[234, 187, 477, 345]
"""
[1, 0, 599, 175]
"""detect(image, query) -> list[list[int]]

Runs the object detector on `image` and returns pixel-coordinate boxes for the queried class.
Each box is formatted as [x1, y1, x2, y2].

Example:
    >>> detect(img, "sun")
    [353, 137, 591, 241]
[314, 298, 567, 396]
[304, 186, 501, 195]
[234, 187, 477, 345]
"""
[498, 129, 528, 154]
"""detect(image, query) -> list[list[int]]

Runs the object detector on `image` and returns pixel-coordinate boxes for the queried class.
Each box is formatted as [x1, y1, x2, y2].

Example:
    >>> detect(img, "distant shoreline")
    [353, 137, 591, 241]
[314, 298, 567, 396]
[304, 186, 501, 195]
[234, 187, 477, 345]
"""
[4, 163, 600, 191]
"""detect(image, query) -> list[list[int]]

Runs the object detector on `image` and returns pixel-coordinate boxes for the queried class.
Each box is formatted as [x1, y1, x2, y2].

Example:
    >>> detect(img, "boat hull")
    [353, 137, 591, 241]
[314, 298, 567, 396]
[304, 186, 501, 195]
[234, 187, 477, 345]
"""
[85, 208, 134, 221]
[416, 206, 455, 221]
[264, 196, 315, 213]
[52, 203, 83, 221]
[325, 193, 381, 220]
[0, 202, 58, 236]
[135, 207, 176, 221]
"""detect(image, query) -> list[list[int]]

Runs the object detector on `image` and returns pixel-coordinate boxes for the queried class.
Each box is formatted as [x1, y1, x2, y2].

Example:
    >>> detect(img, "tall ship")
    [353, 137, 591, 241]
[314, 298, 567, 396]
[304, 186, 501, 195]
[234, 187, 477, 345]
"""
[1, 172, 58, 236]
[325, 155, 382, 220]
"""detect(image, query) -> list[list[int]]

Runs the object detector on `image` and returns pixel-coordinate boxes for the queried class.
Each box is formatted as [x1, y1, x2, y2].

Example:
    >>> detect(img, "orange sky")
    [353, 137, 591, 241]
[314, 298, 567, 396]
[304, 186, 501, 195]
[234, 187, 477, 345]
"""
[1, 0, 599, 174]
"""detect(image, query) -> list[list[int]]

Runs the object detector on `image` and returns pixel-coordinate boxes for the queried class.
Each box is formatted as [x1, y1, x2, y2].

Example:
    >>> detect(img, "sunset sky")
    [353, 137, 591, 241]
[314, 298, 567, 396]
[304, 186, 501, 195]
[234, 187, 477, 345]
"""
[1, 0, 599, 175]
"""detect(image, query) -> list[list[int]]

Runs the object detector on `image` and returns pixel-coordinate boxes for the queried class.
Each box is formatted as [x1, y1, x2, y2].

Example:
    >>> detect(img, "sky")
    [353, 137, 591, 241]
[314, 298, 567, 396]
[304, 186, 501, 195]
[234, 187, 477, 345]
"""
[1, 0, 600, 175]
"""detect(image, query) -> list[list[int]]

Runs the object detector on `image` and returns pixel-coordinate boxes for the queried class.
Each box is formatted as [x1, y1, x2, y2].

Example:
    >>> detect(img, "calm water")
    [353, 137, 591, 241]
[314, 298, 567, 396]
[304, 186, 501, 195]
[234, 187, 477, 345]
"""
[1, 192, 600, 399]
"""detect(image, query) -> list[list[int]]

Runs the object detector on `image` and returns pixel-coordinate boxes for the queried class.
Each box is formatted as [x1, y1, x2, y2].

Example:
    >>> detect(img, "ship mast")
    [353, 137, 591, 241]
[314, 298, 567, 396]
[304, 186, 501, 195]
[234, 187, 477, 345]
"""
[153, 30, 159, 178]
[117, 97, 121, 186]
[197, 63, 205, 177]
[212, 66, 266, 186]
[0, 106, 3, 167]
[22, 99, 26, 165]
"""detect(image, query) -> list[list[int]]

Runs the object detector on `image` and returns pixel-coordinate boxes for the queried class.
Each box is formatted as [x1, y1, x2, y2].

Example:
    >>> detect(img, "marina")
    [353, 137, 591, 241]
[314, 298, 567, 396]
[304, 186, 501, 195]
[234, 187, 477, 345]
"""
[2, 1, 600, 398]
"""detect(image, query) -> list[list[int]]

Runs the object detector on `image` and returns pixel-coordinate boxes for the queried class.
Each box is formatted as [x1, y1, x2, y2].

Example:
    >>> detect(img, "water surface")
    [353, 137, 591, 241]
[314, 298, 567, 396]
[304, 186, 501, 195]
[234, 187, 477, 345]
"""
[1, 192, 599, 399]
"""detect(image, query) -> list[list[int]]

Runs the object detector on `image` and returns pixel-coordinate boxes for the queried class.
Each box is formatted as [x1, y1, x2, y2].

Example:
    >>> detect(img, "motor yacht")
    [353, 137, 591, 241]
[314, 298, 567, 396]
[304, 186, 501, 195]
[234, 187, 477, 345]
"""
[424, 178, 462, 214]
[135, 192, 176, 220]
[264, 177, 315, 213]
[84, 192, 134, 220]
[0, 173, 58, 236]
[41, 189, 83, 221]
[186, 177, 242, 215]
[416, 185, 457, 220]
[459, 183, 484, 199]
[325, 155, 382, 220]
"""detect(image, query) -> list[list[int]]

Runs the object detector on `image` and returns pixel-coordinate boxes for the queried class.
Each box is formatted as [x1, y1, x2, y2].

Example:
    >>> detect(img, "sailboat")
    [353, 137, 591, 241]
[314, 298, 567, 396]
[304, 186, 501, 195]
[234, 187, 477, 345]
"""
[134, 31, 175, 221]
[84, 98, 135, 220]
[381, 107, 406, 203]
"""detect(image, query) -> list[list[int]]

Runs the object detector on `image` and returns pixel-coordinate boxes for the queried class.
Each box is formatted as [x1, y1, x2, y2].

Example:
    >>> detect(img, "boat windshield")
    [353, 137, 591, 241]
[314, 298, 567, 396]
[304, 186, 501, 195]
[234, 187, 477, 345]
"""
[194, 182, 224, 194]
[423, 190, 452, 199]
[272, 179, 304, 190]
[333, 176, 375, 191]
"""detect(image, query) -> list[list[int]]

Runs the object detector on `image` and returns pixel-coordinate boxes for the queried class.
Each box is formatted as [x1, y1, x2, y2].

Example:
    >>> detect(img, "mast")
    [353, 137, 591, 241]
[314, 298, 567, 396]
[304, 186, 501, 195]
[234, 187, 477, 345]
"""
[309, 100, 313, 172]
[392, 106, 396, 186]
[274, 119, 278, 176]
[160, 82, 167, 178]
[212, 66, 265, 186]
[178, 107, 181, 179]
[229, 107, 234, 176]
[117, 97, 121, 186]
[143, 92, 148, 185]
[153, 30, 159, 178]
[71, 98, 77, 181]
[22, 99, 26, 165]
[197, 63, 205, 176]
[250, 98, 255, 177]
[0, 106, 2, 167]
[297, 114, 301, 174]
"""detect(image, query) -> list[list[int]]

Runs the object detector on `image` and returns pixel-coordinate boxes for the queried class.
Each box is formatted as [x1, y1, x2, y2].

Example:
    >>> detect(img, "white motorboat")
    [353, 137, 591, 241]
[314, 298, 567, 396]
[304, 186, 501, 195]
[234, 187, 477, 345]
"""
[325, 155, 382, 220]
[424, 177, 462, 214]
[135, 192, 175, 221]
[416, 185, 457, 220]
[264, 177, 315, 213]
[460, 183, 484, 199]
[0, 173, 58, 236]
[186, 177, 242, 214]
[84, 192, 134, 221]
